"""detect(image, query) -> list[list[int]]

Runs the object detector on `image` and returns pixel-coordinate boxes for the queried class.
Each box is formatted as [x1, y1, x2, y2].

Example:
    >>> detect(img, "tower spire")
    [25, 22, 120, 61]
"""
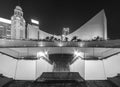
[11, 5, 26, 39]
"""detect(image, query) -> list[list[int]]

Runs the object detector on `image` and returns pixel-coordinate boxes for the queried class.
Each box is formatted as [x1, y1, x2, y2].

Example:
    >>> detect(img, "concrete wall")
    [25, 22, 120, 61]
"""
[0, 53, 16, 78]
[84, 54, 120, 80]
[70, 53, 120, 80]
[1, 51, 120, 80]
[15, 60, 36, 80]
[70, 58, 85, 78]
[0, 53, 53, 80]
[67, 10, 107, 40]
[36, 58, 53, 78]
[104, 54, 120, 77]
[85, 60, 106, 80]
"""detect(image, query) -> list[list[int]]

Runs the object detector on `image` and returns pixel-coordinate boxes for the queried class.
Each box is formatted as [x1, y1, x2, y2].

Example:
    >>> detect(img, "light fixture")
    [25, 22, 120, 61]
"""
[31, 19, 39, 25]
[79, 42, 84, 47]
[0, 17, 11, 24]
[73, 50, 84, 58]
[38, 42, 44, 47]
[37, 51, 48, 58]
[58, 42, 63, 47]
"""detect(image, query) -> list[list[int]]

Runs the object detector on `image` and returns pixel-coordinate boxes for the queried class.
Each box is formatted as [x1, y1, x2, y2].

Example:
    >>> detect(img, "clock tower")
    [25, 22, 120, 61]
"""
[11, 6, 26, 39]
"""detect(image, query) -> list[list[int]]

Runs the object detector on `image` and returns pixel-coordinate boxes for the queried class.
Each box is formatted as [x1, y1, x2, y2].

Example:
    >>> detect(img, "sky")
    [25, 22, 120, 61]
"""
[0, 0, 120, 39]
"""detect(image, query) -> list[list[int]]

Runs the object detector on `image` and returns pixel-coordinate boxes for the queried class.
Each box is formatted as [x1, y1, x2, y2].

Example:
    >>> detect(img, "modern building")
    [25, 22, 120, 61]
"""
[11, 6, 26, 39]
[2, 9, 120, 87]
[26, 10, 107, 41]
[0, 9, 110, 80]
[27, 23, 57, 40]
[0, 17, 11, 39]
[27, 23, 39, 40]
[67, 10, 107, 41]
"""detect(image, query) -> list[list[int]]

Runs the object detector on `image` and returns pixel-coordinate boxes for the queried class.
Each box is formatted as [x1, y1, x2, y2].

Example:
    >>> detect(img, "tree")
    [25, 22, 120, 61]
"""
[45, 36, 49, 41]
[71, 36, 77, 41]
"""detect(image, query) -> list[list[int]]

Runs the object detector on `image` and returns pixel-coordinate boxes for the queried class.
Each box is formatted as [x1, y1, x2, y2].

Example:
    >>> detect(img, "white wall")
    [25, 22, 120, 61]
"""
[70, 50, 120, 80]
[104, 54, 120, 77]
[0, 48, 19, 58]
[0, 53, 53, 80]
[70, 58, 106, 80]
[85, 60, 106, 80]
[15, 59, 53, 80]
[1, 50, 120, 80]
[70, 58, 85, 78]
[15, 60, 36, 80]
[36, 58, 53, 79]
[0, 53, 16, 78]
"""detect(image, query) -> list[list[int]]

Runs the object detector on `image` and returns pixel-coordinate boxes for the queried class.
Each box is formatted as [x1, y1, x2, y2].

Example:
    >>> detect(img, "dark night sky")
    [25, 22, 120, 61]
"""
[0, 0, 120, 39]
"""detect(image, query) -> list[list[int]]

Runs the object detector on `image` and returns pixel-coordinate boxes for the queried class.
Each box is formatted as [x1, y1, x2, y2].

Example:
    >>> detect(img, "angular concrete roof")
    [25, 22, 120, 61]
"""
[67, 10, 107, 40]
